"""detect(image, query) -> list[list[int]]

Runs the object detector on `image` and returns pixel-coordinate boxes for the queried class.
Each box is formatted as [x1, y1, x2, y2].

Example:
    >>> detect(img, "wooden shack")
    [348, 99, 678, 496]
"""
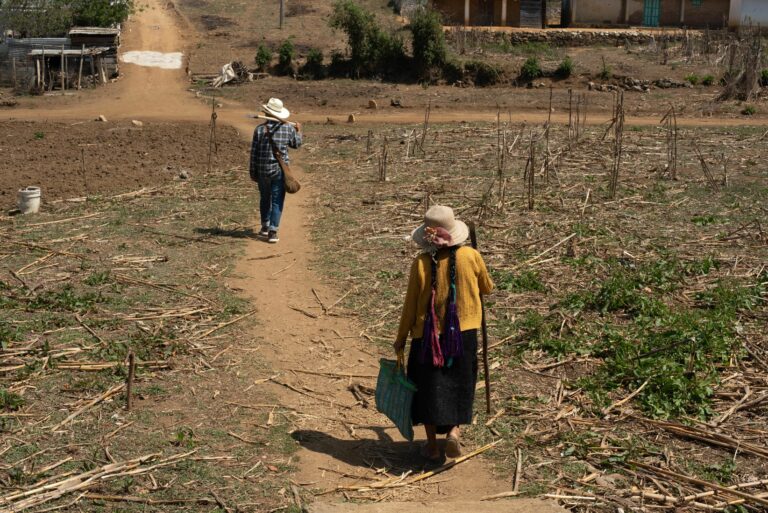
[29, 46, 110, 92]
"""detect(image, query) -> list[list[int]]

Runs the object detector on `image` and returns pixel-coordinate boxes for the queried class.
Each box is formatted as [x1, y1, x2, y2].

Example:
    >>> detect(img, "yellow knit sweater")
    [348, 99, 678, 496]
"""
[396, 246, 494, 344]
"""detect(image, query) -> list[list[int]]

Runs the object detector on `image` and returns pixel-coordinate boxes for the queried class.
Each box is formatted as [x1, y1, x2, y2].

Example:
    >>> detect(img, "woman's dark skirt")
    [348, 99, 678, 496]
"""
[407, 330, 478, 434]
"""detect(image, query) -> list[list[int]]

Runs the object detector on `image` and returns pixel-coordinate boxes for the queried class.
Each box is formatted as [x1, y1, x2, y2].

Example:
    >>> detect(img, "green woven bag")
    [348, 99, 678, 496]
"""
[375, 352, 417, 442]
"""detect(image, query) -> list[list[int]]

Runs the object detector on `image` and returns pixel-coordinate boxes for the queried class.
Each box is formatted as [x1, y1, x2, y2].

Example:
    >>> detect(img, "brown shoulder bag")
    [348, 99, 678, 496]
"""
[265, 123, 301, 194]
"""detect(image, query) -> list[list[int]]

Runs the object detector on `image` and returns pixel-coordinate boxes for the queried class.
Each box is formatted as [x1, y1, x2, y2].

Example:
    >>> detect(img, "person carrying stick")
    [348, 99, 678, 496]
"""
[394, 205, 494, 462]
[249, 98, 302, 243]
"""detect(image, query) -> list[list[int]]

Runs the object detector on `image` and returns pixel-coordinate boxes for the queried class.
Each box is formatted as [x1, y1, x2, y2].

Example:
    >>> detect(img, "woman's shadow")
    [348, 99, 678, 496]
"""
[292, 426, 440, 472]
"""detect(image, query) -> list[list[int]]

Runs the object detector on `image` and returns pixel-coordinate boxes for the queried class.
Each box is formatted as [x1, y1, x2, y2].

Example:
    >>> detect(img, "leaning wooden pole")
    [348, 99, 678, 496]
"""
[468, 222, 492, 415]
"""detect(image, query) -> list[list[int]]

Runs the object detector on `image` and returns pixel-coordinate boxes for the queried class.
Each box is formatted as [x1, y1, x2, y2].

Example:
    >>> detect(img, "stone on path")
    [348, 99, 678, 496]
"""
[132, 120, 144, 127]
[308, 500, 567, 513]
[347, 114, 356, 123]
[368, 99, 378, 109]
[97, 115, 108, 122]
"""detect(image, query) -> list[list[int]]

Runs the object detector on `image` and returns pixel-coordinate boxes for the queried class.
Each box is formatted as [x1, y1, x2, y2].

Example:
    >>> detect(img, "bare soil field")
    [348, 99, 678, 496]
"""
[0, 121, 246, 205]
[216, 74, 763, 123]
[0, 136, 315, 512]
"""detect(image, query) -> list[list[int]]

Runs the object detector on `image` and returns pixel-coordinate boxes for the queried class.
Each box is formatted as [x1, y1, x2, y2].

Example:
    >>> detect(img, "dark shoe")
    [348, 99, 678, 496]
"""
[258, 227, 269, 237]
[268, 230, 279, 243]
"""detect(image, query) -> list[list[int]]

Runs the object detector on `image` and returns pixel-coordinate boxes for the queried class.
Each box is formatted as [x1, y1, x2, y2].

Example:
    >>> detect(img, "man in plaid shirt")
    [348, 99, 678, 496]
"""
[250, 98, 303, 243]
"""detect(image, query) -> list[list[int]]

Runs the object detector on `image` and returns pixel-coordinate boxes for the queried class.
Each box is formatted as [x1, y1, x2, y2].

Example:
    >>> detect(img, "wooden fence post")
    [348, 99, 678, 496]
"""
[77, 44, 85, 89]
[61, 45, 66, 92]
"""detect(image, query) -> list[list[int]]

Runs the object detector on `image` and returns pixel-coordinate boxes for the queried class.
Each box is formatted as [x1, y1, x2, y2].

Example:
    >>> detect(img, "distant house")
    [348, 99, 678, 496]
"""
[430, 0, 733, 28]
[430, 0, 551, 28]
[729, 0, 768, 28]
[564, 0, 731, 29]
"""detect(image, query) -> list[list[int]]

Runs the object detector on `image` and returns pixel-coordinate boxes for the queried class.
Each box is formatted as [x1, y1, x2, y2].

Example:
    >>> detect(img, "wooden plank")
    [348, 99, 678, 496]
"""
[77, 44, 84, 89]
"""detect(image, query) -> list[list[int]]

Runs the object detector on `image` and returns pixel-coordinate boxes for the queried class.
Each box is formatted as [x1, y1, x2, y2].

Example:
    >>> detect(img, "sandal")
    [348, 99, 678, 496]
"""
[445, 434, 462, 458]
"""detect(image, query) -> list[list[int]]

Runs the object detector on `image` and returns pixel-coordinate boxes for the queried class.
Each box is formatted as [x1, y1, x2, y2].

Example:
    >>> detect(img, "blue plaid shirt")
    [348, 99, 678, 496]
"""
[249, 121, 302, 180]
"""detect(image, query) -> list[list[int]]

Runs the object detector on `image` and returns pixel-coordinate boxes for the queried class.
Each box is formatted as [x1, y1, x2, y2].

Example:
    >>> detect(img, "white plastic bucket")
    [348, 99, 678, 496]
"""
[17, 186, 41, 215]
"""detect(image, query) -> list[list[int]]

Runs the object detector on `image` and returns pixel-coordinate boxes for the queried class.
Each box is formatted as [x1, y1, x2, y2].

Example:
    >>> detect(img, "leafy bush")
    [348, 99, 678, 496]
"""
[330, 0, 406, 78]
[519, 56, 543, 82]
[442, 58, 464, 84]
[742, 105, 756, 116]
[761, 69, 768, 87]
[409, 8, 447, 79]
[556, 56, 575, 78]
[329, 50, 351, 77]
[702, 74, 715, 86]
[374, 32, 407, 78]
[277, 39, 296, 75]
[599, 57, 612, 80]
[685, 73, 700, 85]
[464, 60, 503, 86]
[0, 388, 25, 411]
[300, 48, 325, 80]
[27, 285, 105, 313]
[493, 269, 546, 292]
[255, 44, 272, 72]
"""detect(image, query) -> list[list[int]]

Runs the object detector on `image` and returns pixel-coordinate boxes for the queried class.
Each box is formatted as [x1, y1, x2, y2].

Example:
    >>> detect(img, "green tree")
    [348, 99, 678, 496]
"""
[255, 44, 272, 72]
[300, 48, 325, 80]
[0, 0, 132, 37]
[277, 39, 295, 75]
[0, 0, 73, 37]
[409, 8, 447, 79]
[70, 0, 133, 27]
[329, 0, 404, 78]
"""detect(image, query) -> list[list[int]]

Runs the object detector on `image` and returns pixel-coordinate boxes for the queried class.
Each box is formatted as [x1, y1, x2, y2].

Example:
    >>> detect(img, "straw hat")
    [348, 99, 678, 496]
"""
[262, 98, 290, 120]
[411, 205, 469, 251]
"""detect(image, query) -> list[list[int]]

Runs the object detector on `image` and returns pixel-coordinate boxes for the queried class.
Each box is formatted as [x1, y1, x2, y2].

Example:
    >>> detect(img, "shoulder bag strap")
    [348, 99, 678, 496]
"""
[264, 123, 286, 167]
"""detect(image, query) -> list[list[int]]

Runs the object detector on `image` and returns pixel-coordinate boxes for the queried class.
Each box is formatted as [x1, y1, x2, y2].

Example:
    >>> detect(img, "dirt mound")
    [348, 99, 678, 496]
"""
[0, 120, 247, 205]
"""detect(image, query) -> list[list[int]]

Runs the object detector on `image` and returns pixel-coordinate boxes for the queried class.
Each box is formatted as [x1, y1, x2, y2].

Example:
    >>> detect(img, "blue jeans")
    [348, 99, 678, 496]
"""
[257, 172, 285, 231]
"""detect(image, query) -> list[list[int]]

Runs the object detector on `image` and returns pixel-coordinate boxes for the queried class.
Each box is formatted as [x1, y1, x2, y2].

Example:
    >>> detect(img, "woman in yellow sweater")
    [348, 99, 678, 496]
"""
[394, 205, 494, 462]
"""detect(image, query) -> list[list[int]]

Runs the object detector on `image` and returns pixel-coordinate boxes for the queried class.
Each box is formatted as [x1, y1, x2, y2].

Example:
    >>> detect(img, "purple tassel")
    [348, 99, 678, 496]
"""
[442, 300, 463, 360]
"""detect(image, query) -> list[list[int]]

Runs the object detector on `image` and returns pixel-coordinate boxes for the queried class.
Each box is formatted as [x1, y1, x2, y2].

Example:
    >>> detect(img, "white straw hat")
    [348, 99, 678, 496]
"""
[411, 205, 469, 251]
[262, 97, 290, 120]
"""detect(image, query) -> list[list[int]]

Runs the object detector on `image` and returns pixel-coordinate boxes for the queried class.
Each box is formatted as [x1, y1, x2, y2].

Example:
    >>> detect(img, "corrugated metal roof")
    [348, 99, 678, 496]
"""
[3, 38, 71, 60]
[8, 37, 69, 46]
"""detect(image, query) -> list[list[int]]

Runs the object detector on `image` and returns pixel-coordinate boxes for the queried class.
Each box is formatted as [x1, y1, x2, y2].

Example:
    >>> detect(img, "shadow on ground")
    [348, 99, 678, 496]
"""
[292, 429, 446, 472]
[195, 227, 257, 239]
